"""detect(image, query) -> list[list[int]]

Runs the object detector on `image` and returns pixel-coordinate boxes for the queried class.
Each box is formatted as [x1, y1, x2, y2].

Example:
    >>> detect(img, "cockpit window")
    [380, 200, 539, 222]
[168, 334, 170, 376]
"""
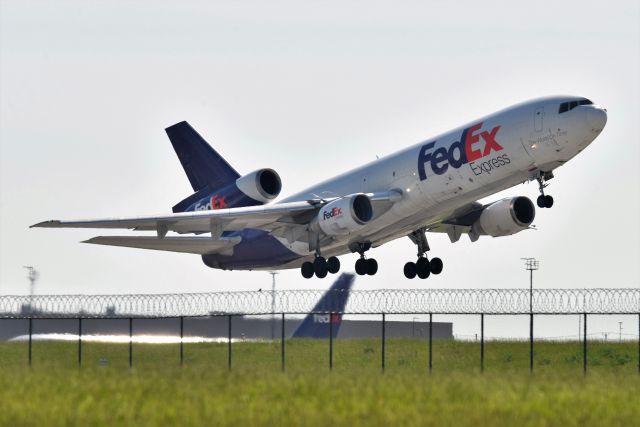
[558, 98, 593, 114]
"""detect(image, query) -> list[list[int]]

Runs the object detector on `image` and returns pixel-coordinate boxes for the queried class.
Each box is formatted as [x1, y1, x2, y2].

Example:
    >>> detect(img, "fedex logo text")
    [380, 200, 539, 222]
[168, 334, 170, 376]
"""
[194, 194, 227, 211]
[323, 207, 342, 220]
[313, 314, 341, 324]
[418, 122, 508, 180]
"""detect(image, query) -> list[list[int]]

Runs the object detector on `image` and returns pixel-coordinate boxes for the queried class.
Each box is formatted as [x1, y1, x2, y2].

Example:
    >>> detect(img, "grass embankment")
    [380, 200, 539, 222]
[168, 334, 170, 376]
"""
[0, 340, 638, 426]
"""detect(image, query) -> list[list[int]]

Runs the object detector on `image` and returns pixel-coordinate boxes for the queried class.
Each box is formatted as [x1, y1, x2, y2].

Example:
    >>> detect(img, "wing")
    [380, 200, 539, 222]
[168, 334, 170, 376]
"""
[31, 200, 318, 236]
[83, 235, 241, 255]
[426, 201, 484, 243]
[31, 191, 401, 236]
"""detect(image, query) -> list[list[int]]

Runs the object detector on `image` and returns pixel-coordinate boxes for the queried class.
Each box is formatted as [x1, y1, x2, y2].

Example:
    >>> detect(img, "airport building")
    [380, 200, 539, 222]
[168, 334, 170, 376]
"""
[0, 315, 452, 341]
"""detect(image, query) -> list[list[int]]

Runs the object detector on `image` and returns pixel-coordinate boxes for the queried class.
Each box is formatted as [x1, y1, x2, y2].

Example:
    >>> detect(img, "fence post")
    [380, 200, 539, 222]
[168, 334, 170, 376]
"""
[78, 318, 83, 368]
[429, 313, 432, 372]
[28, 318, 33, 367]
[638, 313, 639, 374]
[583, 313, 587, 374]
[281, 313, 285, 372]
[381, 313, 386, 372]
[480, 314, 484, 373]
[329, 312, 333, 371]
[129, 318, 133, 368]
[180, 316, 184, 366]
[529, 313, 534, 373]
[227, 315, 232, 370]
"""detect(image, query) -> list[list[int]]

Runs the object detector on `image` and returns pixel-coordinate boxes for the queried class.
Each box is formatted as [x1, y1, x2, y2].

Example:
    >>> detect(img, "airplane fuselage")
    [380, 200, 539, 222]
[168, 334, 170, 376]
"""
[202, 95, 607, 270]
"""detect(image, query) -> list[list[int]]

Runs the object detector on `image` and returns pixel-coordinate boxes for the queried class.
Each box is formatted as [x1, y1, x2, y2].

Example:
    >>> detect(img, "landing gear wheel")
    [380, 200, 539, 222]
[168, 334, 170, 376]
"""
[301, 261, 314, 279]
[537, 194, 554, 208]
[327, 256, 340, 274]
[404, 262, 417, 279]
[430, 257, 443, 275]
[406, 228, 443, 280]
[355, 258, 368, 276]
[416, 257, 431, 279]
[314, 257, 328, 278]
[366, 258, 378, 275]
[535, 172, 554, 208]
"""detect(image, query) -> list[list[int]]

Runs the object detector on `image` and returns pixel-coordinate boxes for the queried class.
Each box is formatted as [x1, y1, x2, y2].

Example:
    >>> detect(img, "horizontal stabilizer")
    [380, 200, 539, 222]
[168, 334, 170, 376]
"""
[83, 236, 240, 255]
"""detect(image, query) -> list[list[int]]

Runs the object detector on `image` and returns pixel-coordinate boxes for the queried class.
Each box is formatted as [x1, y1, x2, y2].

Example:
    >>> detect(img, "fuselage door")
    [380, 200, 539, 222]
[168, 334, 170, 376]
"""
[534, 107, 544, 132]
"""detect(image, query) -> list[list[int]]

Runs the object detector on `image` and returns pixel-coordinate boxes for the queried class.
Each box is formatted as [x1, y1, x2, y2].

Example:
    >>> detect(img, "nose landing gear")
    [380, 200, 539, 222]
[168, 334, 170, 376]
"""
[404, 228, 443, 280]
[536, 172, 554, 208]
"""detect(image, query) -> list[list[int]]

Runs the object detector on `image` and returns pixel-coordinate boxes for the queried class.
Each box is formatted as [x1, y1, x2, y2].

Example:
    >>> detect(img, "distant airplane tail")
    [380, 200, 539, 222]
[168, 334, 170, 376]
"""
[291, 273, 355, 339]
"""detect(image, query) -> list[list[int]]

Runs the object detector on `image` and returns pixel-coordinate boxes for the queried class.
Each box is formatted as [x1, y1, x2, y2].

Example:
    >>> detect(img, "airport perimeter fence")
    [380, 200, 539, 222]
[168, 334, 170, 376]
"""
[0, 288, 639, 374]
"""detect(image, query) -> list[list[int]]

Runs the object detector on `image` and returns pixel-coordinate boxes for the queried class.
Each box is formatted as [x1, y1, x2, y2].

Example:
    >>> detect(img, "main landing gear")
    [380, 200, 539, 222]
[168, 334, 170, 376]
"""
[353, 242, 378, 276]
[300, 255, 341, 279]
[403, 228, 443, 280]
[536, 172, 554, 209]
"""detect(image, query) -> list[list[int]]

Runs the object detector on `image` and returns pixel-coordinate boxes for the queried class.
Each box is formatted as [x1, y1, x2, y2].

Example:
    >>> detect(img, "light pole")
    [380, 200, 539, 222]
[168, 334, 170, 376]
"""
[521, 258, 539, 314]
[522, 258, 538, 372]
[23, 266, 39, 310]
[268, 272, 279, 340]
[619, 322, 623, 343]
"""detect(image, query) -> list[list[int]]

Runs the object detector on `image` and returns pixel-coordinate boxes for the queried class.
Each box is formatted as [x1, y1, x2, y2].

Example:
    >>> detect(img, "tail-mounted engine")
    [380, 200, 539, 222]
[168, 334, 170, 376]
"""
[173, 168, 282, 213]
[235, 169, 282, 203]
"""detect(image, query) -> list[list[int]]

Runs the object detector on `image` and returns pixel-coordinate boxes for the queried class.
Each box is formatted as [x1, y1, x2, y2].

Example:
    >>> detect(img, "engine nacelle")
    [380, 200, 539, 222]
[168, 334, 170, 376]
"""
[173, 168, 282, 213]
[317, 194, 373, 236]
[235, 168, 282, 203]
[475, 196, 535, 237]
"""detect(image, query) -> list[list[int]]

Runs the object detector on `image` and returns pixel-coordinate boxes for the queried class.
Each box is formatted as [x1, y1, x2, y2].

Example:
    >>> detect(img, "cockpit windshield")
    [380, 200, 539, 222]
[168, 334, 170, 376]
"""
[558, 98, 593, 114]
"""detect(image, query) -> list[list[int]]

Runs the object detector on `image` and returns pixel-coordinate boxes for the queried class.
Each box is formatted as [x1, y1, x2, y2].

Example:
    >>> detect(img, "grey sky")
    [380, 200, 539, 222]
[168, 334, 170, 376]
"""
[1, 0, 638, 306]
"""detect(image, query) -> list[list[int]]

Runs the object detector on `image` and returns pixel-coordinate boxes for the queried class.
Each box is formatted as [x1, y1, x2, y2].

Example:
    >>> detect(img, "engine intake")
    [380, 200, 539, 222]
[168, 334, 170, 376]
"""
[475, 196, 535, 237]
[317, 194, 373, 236]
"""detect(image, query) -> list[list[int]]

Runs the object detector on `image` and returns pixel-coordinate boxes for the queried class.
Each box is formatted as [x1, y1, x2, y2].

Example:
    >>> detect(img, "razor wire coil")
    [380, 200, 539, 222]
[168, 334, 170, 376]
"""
[0, 288, 638, 319]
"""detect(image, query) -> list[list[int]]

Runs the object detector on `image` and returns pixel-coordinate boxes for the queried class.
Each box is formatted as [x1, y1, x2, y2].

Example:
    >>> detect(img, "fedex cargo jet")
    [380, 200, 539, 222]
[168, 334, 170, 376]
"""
[33, 96, 607, 279]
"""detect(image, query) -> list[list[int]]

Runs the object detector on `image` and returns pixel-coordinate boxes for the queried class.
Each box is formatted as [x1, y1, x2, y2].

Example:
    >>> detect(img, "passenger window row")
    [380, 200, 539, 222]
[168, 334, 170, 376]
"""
[558, 99, 593, 114]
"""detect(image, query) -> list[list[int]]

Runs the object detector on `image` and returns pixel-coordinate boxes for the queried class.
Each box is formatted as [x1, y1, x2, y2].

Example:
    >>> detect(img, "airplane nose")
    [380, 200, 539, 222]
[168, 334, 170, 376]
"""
[587, 107, 607, 132]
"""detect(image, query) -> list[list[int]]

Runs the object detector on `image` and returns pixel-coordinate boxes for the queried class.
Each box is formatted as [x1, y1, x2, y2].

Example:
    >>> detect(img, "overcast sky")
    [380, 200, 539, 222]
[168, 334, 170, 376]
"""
[1, 0, 638, 309]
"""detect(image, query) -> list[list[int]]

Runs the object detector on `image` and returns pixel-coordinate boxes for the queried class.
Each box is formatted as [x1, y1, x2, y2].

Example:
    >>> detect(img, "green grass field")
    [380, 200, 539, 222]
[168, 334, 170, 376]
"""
[0, 339, 638, 426]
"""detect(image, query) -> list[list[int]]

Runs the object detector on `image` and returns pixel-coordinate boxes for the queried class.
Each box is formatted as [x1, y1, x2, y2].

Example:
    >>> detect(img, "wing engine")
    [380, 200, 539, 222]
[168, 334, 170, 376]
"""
[315, 193, 373, 236]
[473, 196, 535, 237]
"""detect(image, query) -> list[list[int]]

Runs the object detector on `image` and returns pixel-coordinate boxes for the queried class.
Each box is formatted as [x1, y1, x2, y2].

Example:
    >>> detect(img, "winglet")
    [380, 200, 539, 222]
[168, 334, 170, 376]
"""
[30, 220, 61, 228]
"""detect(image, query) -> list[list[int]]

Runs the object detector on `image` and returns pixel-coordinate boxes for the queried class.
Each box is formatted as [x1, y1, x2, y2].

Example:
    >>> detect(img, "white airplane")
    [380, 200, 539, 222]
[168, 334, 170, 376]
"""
[32, 96, 607, 279]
